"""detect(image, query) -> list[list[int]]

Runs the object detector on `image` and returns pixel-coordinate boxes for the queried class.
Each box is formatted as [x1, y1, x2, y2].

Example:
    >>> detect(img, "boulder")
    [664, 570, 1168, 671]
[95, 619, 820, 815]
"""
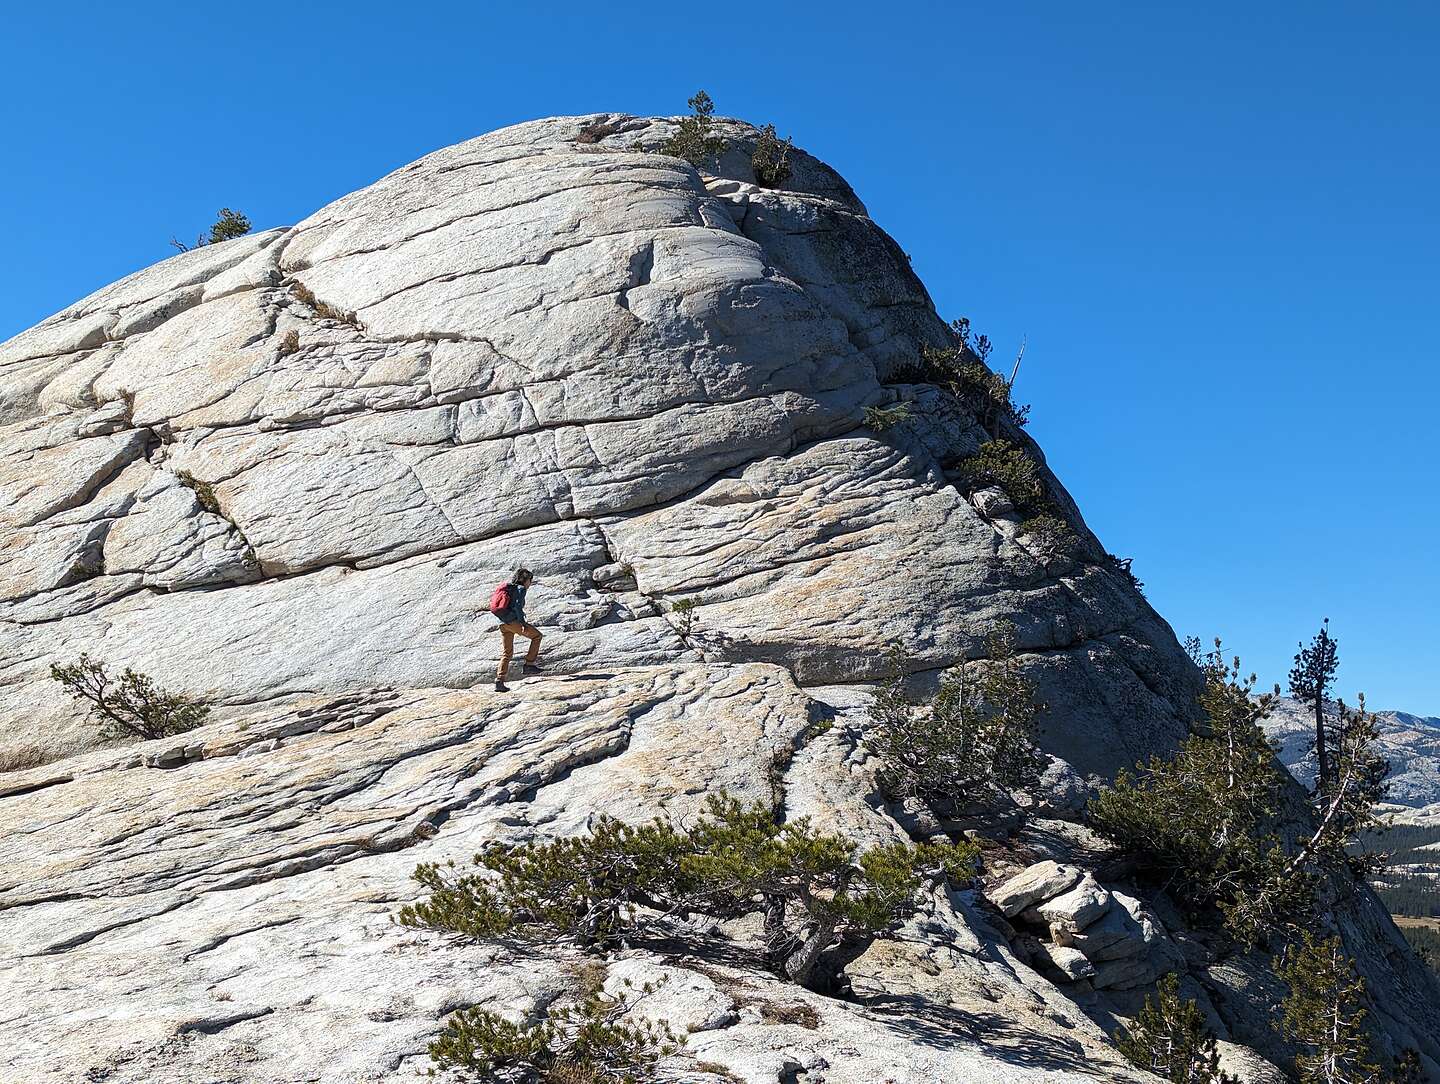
[1034, 943, 1097, 982]
[1091, 954, 1163, 991]
[970, 485, 1014, 519]
[989, 861, 1083, 917]
[1035, 873, 1114, 934]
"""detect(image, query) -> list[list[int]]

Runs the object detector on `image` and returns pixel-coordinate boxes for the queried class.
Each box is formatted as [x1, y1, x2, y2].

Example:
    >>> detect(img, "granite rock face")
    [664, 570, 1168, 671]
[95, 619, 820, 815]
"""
[0, 114, 1434, 1081]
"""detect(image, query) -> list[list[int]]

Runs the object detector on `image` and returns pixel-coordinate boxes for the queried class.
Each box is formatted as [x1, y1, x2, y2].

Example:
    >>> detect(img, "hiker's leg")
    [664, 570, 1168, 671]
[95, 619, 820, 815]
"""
[521, 623, 543, 664]
[497, 625, 517, 681]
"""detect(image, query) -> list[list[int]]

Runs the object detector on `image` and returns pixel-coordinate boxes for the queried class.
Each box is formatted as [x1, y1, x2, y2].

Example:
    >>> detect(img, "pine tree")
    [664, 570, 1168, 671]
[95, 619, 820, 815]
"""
[170, 207, 252, 252]
[1091, 640, 1389, 944]
[206, 207, 251, 244]
[1275, 933, 1381, 1084]
[1090, 645, 1294, 942]
[1116, 973, 1236, 1084]
[750, 122, 793, 187]
[398, 793, 977, 989]
[660, 90, 726, 169]
[1290, 619, 1340, 788]
[51, 654, 210, 739]
[867, 623, 1045, 809]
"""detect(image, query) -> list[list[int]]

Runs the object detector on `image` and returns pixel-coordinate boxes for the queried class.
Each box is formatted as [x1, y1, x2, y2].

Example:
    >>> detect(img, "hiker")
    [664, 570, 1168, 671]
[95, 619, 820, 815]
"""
[491, 567, 543, 691]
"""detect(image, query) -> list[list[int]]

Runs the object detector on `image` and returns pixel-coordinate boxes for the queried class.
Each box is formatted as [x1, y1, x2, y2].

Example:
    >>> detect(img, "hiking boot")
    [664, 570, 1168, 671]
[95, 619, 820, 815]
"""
[494, 681, 509, 692]
[522, 663, 544, 675]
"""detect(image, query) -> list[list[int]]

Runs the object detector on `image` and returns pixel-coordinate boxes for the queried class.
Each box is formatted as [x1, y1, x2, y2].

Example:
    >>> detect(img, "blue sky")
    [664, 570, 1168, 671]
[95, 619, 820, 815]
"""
[4, 3, 1437, 712]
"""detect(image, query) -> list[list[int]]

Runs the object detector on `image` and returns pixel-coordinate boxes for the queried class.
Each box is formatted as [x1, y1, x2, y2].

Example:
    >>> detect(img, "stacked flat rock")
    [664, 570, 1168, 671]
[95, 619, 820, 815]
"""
[992, 861, 1183, 992]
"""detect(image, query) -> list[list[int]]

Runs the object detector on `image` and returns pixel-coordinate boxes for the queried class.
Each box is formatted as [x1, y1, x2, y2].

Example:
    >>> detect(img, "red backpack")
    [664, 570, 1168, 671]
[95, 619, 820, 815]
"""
[488, 582, 513, 617]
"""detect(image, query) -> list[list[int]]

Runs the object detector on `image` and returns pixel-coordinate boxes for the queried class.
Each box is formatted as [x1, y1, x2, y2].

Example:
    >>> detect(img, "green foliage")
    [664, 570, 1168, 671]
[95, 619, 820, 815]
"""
[661, 91, 725, 169]
[207, 207, 252, 244]
[1115, 973, 1236, 1084]
[1107, 553, 1145, 594]
[951, 431, 1077, 557]
[1018, 511, 1076, 556]
[175, 470, 221, 514]
[866, 624, 1045, 809]
[171, 207, 251, 252]
[398, 794, 978, 988]
[1391, 1049, 1427, 1084]
[1090, 643, 1389, 944]
[669, 597, 701, 640]
[954, 440, 1045, 509]
[1275, 933, 1380, 1084]
[1290, 618, 1341, 788]
[1089, 646, 1297, 943]
[891, 318, 1030, 434]
[1397, 924, 1440, 976]
[750, 123, 793, 187]
[682, 795, 976, 982]
[397, 816, 689, 946]
[863, 401, 913, 432]
[50, 654, 210, 740]
[1310, 694, 1390, 880]
[429, 982, 681, 1083]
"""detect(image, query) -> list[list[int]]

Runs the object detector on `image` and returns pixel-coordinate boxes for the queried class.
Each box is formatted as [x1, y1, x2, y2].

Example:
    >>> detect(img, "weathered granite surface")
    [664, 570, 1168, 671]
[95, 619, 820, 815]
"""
[1, 114, 1434, 1082]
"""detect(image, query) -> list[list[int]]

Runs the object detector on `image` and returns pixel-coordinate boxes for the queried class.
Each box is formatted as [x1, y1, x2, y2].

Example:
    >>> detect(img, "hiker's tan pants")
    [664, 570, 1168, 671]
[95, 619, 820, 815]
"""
[497, 621, 542, 679]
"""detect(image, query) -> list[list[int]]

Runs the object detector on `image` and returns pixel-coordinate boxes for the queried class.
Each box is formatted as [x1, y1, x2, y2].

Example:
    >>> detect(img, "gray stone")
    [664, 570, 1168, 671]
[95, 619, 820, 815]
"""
[989, 861, 1083, 917]
[1215, 1041, 1291, 1084]
[1036, 874, 1114, 934]
[971, 485, 1015, 519]
[1091, 955, 1162, 991]
[1034, 943, 1096, 981]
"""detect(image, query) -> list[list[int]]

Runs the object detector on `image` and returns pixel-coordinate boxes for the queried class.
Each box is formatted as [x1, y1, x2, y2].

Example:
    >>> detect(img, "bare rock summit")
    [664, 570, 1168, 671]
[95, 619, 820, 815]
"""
[1, 114, 1435, 1082]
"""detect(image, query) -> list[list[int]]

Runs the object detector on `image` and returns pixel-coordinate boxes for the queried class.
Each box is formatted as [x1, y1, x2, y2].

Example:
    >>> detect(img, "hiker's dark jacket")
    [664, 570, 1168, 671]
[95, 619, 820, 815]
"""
[497, 582, 527, 625]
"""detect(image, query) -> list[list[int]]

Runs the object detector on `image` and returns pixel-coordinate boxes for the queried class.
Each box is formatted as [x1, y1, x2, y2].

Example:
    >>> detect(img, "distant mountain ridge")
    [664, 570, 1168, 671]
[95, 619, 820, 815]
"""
[1264, 696, 1440, 808]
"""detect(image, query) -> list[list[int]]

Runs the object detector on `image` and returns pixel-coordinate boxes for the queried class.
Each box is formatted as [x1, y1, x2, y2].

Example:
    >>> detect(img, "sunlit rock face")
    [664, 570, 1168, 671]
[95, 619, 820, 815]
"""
[1, 115, 1432, 1082]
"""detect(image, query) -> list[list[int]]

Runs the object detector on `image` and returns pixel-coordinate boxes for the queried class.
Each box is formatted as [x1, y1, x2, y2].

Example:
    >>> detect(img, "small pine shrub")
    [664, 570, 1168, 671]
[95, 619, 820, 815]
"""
[670, 597, 701, 640]
[867, 625, 1045, 809]
[661, 91, 726, 169]
[751, 123, 793, 188]
[170, 208, 252, 252]
[398, 794, 977, 988]
[398, 815, 689, 946]
[1392, 1049, 1427, 1084]
[863, 402, 913, 432]
[1275, 933, 1380, 1084]
[891, 317, 1030, 434]
[1116, 973, 1236, 1084]
[1017, 511, 1075, 556]
[1107, 553, 1145, 594]
[954, 440, 1045, 509]
[207, 208, 252, 244]
[50, 655, 210, 740]
[430, 983, 681, 1083]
